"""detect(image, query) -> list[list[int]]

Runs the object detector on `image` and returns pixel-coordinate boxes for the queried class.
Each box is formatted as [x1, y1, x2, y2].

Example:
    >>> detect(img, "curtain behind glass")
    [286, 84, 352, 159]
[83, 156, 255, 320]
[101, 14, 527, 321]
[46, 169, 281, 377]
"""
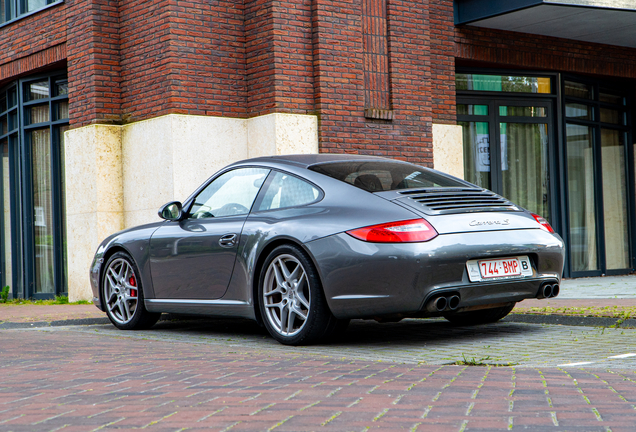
[566, 124, 598, 272]
[601, 129, 629, 269]
[31, 129, 55, 294]
[2, 140, 11, 291]
[460, 121, 491, 190]
[500, 123, 550, 219]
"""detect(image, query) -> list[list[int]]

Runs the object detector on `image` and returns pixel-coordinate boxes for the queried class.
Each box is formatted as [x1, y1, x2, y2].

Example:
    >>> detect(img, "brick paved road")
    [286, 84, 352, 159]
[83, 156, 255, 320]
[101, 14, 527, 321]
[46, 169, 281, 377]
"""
[66, 318, 636, 368]
[1, 319, 636, 431]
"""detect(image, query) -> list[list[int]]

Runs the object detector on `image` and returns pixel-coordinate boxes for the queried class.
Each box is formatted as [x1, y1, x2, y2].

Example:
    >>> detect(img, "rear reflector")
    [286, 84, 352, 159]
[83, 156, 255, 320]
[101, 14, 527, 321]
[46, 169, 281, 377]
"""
[532, 213, 555, 233]
[346, 219, 438, 243]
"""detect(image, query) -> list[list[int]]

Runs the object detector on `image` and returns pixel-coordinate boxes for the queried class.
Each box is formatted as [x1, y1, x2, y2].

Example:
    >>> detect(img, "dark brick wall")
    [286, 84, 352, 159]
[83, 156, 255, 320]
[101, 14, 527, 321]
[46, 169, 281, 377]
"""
[163, 0, 247, 118]
[12, 0, 636, 164]
[0, 3, 67, 72]
[429, 0, 456, 124]
[67, 0, 122, 126]
[455, 26, 636, 78]
[270, 0, 314, 114]
[245, 0, 276, 115]
[313, 0, 433, 164]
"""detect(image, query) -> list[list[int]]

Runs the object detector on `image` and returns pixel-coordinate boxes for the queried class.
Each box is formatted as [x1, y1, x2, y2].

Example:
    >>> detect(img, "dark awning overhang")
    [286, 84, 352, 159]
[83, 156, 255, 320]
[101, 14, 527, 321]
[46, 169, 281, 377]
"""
[455, 0, 636, 48]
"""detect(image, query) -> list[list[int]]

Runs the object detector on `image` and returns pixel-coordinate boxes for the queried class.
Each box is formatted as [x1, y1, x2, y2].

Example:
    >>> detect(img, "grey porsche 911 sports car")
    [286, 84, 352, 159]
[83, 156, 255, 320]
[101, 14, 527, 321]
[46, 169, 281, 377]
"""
[90, 154, 564, 345]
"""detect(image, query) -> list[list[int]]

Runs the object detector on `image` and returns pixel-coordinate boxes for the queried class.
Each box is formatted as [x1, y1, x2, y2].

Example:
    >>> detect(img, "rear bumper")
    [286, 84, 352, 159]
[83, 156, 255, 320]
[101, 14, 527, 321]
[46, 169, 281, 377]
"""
[305, 229, 564, 319]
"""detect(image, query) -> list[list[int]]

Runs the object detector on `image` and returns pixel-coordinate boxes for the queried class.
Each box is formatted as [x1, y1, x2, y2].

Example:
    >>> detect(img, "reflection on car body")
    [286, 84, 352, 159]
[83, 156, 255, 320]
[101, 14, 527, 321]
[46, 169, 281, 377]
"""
[90, 154, 564, 345]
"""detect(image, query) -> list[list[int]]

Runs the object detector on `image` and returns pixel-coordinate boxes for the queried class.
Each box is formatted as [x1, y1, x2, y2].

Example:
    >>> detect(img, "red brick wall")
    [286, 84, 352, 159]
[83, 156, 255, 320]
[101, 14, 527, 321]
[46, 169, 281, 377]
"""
[270, 0, 314, 114]
[429, 0, 456, 124]
[163, 0, 247, 118]
[245, 0, 276, 115]
[313, 0, 433, 165]
[67, 0, 122, 126]
[456, 27, 636, 78]
[245, 0, 315, 116]
[0, 3, 68, 84]
[117, 0, 172, 121]
[0, 0, 435, 164]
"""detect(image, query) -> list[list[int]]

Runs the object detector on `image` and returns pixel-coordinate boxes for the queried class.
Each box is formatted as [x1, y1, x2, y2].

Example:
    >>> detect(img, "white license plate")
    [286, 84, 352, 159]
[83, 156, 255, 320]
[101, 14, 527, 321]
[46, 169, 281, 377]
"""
[466, 256, 533, 282]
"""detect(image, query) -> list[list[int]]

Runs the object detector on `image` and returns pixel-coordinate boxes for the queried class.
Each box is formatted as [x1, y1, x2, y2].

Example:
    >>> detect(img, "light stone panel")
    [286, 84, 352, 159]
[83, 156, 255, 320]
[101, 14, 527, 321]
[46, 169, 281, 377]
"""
[170, 114, 248, 201]
[432, 123, 464, 179]
[247, 113, 318, 158]
[64, 125, 124, 302]
[65, 113, 318, 300]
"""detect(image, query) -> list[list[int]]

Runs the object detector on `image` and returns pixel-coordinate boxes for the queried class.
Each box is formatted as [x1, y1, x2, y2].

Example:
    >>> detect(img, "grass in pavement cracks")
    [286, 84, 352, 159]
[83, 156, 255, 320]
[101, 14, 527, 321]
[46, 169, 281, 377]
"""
[513, 305, 636, 320]
[0, 295, 91, 306]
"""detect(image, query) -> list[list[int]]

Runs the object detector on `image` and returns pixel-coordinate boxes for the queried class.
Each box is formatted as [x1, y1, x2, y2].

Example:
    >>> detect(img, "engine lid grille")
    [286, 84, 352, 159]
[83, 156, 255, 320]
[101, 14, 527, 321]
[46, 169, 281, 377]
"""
[398, 188, 520, 215]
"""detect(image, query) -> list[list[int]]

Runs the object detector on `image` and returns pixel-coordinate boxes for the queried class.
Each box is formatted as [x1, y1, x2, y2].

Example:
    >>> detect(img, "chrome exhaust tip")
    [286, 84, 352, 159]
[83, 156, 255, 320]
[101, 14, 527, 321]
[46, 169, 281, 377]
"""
[542, 284, 553, 299]
[434, 296, 447, 312]
[551, 284, 560, 298]
[448, 295, 460, 311]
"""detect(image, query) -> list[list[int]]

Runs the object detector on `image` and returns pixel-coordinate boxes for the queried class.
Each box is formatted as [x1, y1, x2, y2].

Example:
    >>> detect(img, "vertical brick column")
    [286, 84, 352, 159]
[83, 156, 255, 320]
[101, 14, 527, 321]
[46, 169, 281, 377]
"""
[246, 0, 315, 116]
[273, 0, 315, 113]
[245, 0, 277, 115]
[66, 0, 122, 127]
[362, 0, 392, 120]
[311, 0, 364, 153]
[312, 0, 432, 165]
[429, 0, 456, 124]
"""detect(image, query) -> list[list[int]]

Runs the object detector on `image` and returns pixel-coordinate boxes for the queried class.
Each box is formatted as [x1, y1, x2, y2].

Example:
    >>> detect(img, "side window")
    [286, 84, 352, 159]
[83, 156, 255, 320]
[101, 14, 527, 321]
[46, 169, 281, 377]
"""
[258, 171, 320, 211]
[189, 168, 269, 218]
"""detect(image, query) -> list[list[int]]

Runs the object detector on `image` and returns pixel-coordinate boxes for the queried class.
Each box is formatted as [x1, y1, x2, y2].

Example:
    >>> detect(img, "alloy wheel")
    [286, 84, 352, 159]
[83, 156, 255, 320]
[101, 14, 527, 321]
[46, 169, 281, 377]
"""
[262, 254, 311, 337]
[103, 257, 139, 325]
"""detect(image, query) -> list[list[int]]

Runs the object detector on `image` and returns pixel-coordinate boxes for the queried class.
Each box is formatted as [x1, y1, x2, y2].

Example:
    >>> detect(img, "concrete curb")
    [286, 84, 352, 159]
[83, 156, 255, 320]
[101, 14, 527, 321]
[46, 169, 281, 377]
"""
[2, 313, 636, 330]
[0, 317, 111, 329]
[0, 313, 205, 330]
[506, 313, 636, 328]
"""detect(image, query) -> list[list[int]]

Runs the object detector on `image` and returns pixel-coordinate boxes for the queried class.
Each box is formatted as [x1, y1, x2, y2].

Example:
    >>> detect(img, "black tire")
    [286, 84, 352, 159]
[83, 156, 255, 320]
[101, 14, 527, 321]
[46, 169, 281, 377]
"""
[258, 244, 344, 345]
[443, 303, 516, 326]
[101, 251, 161, 330]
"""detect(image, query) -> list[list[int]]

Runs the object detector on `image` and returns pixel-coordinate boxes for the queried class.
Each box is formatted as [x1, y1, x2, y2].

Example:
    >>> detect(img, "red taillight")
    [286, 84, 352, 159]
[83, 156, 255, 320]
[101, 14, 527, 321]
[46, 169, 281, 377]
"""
[346, 219, 438, 243]
[532, 213, 555, 233]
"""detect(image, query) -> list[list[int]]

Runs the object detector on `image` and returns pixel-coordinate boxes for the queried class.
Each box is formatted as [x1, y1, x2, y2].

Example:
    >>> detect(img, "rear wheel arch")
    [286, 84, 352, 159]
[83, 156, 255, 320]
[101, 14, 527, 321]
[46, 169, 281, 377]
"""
[252, 238, 311, 326]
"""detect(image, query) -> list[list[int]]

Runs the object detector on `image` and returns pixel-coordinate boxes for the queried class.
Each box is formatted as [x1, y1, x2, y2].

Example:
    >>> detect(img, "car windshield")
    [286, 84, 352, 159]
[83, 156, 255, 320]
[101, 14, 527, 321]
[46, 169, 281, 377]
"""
[309, 161, 468, 192]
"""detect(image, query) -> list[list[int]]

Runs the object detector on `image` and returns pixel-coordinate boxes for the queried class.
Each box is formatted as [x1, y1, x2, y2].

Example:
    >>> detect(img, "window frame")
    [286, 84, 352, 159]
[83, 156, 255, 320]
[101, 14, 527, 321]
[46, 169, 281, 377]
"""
[0, 71, 69, 300]
[186, 167, 271, 219]
[253, 170, 324, 213]
[250, 170, 323, 213]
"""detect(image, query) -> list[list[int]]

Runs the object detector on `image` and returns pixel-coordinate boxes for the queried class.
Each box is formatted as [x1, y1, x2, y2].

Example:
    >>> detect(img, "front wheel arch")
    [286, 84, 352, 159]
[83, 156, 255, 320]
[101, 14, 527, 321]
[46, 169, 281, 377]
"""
[98, 246, 129, 312]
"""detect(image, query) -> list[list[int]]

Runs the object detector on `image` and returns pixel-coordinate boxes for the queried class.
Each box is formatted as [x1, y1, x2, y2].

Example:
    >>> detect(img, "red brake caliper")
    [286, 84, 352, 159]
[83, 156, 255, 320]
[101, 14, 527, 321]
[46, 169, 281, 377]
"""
[129, 276, 137, 297]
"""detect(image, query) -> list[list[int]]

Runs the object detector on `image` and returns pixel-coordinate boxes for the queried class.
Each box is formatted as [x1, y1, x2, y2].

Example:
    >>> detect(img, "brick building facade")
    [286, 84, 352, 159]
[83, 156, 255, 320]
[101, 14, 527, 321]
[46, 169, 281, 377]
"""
[1, 0, 635, 299]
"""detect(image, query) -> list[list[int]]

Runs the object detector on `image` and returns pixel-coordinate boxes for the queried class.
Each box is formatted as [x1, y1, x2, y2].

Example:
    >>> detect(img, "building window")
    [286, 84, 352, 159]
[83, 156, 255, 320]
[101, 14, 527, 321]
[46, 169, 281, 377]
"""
[0, 72, 68, 299]
[456, 74, 553, 94]
[1, 0, 61, 25]
[456, 73, 555, 222]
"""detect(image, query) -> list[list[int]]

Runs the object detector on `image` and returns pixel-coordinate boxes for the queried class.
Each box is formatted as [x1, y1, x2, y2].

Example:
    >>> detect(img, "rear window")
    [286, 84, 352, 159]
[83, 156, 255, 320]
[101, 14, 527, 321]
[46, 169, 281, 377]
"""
[308, 161, 467, 192]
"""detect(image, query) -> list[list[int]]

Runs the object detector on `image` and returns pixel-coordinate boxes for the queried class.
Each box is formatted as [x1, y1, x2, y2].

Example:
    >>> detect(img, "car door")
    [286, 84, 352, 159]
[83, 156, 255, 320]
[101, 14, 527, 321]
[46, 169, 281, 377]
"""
[149, 167, 270, 299]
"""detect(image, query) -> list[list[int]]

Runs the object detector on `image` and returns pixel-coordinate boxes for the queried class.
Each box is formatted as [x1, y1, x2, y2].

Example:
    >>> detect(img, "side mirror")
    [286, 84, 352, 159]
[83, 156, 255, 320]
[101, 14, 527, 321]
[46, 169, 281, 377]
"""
[158, 201, 183, 221]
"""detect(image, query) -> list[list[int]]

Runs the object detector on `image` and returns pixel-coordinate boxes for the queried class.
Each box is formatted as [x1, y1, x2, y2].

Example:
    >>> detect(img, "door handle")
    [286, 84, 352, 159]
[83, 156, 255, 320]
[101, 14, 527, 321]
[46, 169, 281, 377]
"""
[219, 233, 238, 247]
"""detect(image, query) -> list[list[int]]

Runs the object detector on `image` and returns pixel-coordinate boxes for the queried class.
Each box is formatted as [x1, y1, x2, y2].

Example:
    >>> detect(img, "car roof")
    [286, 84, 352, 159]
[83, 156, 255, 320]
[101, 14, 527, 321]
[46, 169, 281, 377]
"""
[234, 154, 404, 169]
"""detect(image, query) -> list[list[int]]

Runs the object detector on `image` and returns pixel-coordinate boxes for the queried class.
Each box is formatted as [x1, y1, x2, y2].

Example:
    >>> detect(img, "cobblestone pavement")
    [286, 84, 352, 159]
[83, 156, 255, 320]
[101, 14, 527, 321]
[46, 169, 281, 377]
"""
[58, 318, 636, 368]
[559, 275, 636, 299]
[2, 319, 636, 431]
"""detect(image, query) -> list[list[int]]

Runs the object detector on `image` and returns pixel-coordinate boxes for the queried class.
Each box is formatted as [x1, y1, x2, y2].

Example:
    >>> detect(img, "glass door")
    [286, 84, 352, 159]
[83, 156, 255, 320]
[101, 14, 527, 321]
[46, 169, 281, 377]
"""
[563, 80, 633, 276]
[0, 85, 22, 299]
[458, 98, 554, 222]
[0, 73, 68, 299]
